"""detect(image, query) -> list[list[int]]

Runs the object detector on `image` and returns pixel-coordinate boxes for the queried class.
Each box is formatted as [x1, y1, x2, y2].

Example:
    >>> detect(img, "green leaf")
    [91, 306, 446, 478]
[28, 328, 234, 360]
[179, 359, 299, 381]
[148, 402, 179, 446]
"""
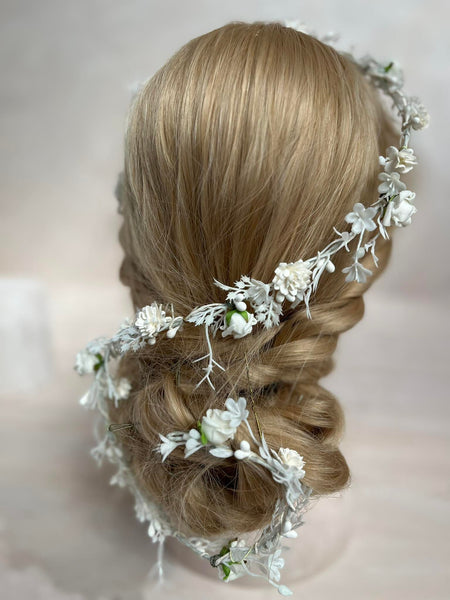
[384, 61, 394, 73]
[226, 309, 249, 326]
[93, 353, 104, 372]
[221, 564, 231, 580]
[197, 421, 208, 445]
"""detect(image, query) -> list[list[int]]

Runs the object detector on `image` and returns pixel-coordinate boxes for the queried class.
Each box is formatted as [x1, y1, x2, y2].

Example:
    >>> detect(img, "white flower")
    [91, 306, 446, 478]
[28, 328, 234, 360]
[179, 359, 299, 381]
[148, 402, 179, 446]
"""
[221, 310, 257, 339]
[379, 146, 417, 174]
[344, 203, 377, 234]
[184, 428, 203, 457]
[378, 172, 407, 196]
[201, 408, 237, 445]
[223, 397, 249, 427]
[269, 548, 285, 583]
[278, 448, 306, 478]
[342, 259, 373, 283]
[403, 97, 430, 130]
[148, 517, 164, 542]
[157, 434, 181, 461]
[114, 377, 131, 400]
[219, 561, 247, 582]
[135, 303, 169, 342]
[74, 350, 102, 375]
[272, 259, 312, 303]
[382, 190, 417, 227]
[282, 519, 298, 538]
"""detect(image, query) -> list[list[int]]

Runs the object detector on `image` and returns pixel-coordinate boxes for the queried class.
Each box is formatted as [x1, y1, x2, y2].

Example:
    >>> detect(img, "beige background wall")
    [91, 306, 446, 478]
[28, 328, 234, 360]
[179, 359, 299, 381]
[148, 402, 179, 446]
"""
[1, 1, 448, 599]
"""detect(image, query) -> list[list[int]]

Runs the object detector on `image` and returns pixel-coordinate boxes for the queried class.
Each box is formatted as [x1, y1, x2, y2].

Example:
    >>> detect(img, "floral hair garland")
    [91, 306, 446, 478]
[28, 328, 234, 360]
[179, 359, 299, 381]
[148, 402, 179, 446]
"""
[78, 21, 431, 393]
[75, 22, 429, 597]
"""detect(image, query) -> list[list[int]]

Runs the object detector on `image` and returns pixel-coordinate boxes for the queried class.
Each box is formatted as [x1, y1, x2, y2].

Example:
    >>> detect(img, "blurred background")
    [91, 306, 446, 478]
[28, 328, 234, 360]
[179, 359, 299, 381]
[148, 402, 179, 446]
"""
[0, 1, 448, 599]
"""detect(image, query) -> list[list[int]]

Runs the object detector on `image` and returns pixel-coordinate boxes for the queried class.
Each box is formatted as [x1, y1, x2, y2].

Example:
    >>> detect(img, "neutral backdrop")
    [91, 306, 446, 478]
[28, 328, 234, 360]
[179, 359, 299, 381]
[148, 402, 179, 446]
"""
[1, 1, 449, 599]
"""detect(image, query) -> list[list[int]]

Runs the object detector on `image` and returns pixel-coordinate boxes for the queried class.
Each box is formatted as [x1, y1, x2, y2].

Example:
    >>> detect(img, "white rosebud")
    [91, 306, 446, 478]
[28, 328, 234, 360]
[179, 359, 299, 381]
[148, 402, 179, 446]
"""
[201, 409, 237, 445]
[382, 190, 417, 227]
[221, 311, 257, 339]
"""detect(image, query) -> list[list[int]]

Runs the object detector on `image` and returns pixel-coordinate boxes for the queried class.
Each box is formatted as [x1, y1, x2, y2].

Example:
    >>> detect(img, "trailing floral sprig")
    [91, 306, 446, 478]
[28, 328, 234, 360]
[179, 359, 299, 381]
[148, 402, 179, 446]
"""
[154, 396, 310, 595]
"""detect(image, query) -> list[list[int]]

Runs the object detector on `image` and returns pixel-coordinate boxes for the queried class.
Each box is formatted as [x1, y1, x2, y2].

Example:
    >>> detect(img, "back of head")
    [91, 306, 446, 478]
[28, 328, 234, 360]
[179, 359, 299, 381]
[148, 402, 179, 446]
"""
[112, 21, 398, 538]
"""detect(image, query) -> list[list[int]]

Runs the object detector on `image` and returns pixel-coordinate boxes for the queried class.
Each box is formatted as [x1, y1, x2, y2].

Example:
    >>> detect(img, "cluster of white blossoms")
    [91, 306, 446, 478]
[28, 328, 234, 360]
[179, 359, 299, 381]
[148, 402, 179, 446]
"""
[155, 396, 308, 595]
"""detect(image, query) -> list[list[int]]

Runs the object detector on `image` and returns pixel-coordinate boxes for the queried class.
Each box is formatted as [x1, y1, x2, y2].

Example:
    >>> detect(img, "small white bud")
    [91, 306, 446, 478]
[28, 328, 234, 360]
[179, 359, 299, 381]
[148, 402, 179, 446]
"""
[240, 440, 250, 452]
[234, 293, 245, 303]
[234, 301, 247, 312]
[282, 520, 292, 533]
[276, 292, 285, 303]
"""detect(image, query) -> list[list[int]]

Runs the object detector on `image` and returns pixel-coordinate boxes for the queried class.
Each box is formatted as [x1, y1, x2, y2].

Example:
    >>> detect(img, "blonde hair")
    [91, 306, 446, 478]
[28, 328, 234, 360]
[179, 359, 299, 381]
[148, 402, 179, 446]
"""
[110, 21, 398, 537]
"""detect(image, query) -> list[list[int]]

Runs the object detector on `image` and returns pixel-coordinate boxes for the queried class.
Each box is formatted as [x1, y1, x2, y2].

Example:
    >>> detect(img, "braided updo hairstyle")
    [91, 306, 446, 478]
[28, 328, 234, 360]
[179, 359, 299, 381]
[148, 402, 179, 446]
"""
[109, 21, 399, 538]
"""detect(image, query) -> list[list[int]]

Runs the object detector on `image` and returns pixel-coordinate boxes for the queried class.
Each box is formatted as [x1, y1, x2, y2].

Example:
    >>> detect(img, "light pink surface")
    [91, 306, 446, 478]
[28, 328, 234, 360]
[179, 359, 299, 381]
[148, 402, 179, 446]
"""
[1, 1, 449, 599]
